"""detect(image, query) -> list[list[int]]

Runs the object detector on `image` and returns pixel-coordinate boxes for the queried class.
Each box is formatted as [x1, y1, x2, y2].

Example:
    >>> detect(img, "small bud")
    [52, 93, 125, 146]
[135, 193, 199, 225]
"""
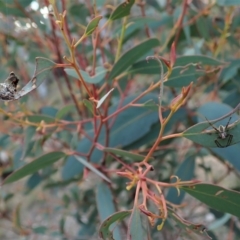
[170, 82, 192, 112]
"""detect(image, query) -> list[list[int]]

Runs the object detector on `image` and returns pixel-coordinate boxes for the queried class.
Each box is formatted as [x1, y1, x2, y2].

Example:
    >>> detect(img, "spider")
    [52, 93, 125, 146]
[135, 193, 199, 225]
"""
[205, 116, 233, 148]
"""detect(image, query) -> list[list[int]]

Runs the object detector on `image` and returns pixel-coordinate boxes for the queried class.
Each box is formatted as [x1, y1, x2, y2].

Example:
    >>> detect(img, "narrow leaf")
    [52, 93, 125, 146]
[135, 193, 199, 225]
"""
[128, 59, 167, 75]
[182, 183, 240, 218]
[85, 16, 102, 36]
[108, 38, 160, 80]
[65, 67, 106, 84]
[174, 55, 226, 67]
[110, 0, 135, 20]
[128, 55, 224, 75]
[104, 147, 153, 161]
[96, 182, 121, 240]
[74, 155, 111, 183]
[26, 114, 56, 124]
[83, 99, 94, 114]
[128, 206, 144, 240]
[56, 104, 75, 119]
[3, 152, 66, 185]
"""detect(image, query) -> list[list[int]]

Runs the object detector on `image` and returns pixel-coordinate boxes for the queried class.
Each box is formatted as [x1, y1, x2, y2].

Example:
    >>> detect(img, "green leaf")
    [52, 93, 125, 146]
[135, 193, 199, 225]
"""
[165, 65, 205, 87]
[85, 16, 102, 36]
[126, 108, 187, 150]
[3, 152, 66, 185]
[217, 0, 240, 6]
[32, 226, 47, 234]
[220, 59, 240, 83]
[182, 183, 240, 218]
[26, 173, 42, 191]
[56, 104, 75, 119]
[110, 0, 135, 21]
[26, 114, 56, 124]
[40, 106, 58, 117]
[183, 120, 240, 148]
[99, 211, 131, 239]
[146, 0, 161, 11]
[2, 0, 32, 7]
[174, 55, 226, 66]
[128, 206, 144, 240]
[108, 38, 160, 80]
[166, 155, 196, 205]
[0, 134, 10, 148]
[104, 147, 153, 161]
[96, 182, 122, 240]
[21, 126, 36, 160]
[128, 58, 167, 75]
[74, 155, 111, 183]
[0, 1, 28, 17]
[183, 102, 240, 148]
[168, 208, 211, 239]
[196, 16, 211, 40]
[83, 99, 94, 114]
[128, 55, 225, 75]
[65, 66, 106, 84]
